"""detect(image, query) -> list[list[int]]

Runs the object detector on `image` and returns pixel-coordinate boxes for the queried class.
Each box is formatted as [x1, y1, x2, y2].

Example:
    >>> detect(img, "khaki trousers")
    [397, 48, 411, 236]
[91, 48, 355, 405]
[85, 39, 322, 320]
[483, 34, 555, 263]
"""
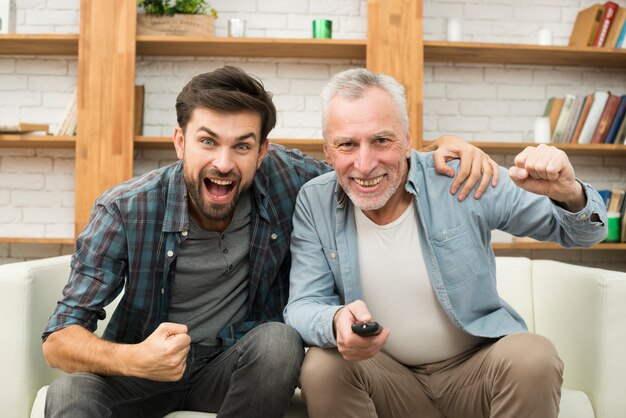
[300, 333, 563, 418]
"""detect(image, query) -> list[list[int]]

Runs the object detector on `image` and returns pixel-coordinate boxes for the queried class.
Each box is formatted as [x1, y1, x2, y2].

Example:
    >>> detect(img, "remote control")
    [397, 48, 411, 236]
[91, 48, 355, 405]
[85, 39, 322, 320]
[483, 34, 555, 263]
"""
[351, 321, 382, 336]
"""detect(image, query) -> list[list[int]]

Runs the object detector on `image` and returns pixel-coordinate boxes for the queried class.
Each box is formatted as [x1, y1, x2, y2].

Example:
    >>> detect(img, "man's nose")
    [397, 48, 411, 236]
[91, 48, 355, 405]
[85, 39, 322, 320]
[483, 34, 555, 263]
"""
[212, 147, 235, 173]
[354, 144, 377, 174]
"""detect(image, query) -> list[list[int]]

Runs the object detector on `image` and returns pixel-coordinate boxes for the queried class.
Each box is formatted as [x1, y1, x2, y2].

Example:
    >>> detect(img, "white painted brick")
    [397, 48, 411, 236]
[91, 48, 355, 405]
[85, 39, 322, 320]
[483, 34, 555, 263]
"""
[489, 116, 533, 132]
[9, 243, 63, 258]
[507, 100, 545, 116]
[0, 90, 40, 106]
[545, 85, 589, 98]
[0, 59, 16, 73]
[42, 91, 72, 108]
[269, 127, 321, 139]
[464, 5, 513, 20]
[438, 116, 489, 132]
[0, 147, 35, 157]
[424, 99, 460, 116]
[310, 0, 359, 16]
[459, 100, 509, 116]
[11, 190, 60, 207]
[26, 10, 76, 25]
[0, 207, 21, 223]
[434, 67, 483, 83]
[305, 96, 322, 112]
[281, 111, 321, 128]
[603, 157, 626, 167]
[582, 71, 626, 87]
[170, 61, 225, 78]
[144, 109, 176, 127]
[339, 16, 367, 36]
[27, 75, 76, 91]
[0, 190, 9, 205]
[0, 173, 44, 190]
[2, 156, 52, 173]
[485, 68, 533, 84]
[0, 223, 44, 237]
[423, 19, 444, 38]
[0, 243, 7, 257]
[514, 6, 561, 22]
[45, 223, 74, 237]
[17, 25, 55, 33]
[209, 0, 256, 13]
[46, 0, 79, 10]
[568, 155, 604, 167]
[258, 0, 307, 14]
[289, 79, 328, 95]
[533, 69, 583, 85]
[52, 158, 74, 174]
[23, 206, 72, 223]
[497, 85, 545, 100]
[136, 60, 174, 76]
[278, 63, 329, 79]
[425, 3, 464, 19]
[35, 148, 73, 158]
[145, 93, 176, 111]
[244, 13, 288, 30]
[424, 83, 446, 99]
[273, 95, 305, 111]
[60, 191, 74, 207]
[44, 174, 74, 190]
[19, 107, 65, 126]
[457, 20, 494, 38]
[16, 59, 67, 75]
[447, 84, 497, 99]
[492, 21, 542, 38]
[0, 75, 27, 90]
[477, 133, 527, 142]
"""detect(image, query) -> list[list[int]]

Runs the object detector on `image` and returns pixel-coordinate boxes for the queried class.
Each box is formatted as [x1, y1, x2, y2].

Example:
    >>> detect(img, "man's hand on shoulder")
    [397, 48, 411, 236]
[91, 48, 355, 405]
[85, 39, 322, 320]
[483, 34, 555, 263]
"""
[508, 144, 586, 212]
[333, 300, 389, 362]
[426, 135, 500, 201]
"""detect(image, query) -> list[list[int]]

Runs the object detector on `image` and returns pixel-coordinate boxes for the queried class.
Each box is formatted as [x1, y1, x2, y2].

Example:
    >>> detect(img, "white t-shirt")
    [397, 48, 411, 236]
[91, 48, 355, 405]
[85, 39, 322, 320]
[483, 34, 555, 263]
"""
[355, 203, 484, 365]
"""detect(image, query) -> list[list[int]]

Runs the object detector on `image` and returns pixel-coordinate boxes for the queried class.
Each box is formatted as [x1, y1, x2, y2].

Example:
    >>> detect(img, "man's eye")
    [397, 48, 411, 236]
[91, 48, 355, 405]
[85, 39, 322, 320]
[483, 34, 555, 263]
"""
[338, 142, 354, 150]
[235, 143, 251, 151]
[375, 137, 389, 145]
[201, 138, 215, 146]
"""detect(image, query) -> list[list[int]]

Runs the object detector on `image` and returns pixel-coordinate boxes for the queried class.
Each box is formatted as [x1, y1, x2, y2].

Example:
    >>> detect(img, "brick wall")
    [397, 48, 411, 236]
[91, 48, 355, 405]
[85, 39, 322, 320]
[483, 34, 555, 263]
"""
[1, 0, 625, 270]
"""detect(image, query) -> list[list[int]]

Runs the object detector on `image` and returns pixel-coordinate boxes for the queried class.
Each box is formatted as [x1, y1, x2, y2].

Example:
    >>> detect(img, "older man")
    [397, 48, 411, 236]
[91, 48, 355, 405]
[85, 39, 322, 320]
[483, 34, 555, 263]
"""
[284, 68, 607, 418]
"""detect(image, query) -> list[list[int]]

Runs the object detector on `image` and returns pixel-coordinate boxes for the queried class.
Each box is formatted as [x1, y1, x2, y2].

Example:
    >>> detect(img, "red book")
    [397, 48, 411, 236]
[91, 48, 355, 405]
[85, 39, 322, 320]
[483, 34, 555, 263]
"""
[590, 94, 620, 143]
[593, 2, 619, 47]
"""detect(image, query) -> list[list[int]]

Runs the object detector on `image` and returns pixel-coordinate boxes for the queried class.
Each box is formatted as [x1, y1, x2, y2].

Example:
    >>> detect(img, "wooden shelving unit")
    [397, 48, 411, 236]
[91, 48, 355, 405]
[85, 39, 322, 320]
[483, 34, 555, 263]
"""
[493, 242, 626, 250]
[0, 34, 78, 55]
[424, 41, 626, 68]
[423, 140, 626, 156]
[0, 135, 75, 148]
[137, 36, 365, 59]
[0, 237, 74, 245]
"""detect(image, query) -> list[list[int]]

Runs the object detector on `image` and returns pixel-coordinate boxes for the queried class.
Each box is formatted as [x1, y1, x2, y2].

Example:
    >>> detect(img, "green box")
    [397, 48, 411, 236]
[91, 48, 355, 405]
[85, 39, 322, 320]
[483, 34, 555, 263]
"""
[312, 19, 332, 39]
[605, 212, 621, 243]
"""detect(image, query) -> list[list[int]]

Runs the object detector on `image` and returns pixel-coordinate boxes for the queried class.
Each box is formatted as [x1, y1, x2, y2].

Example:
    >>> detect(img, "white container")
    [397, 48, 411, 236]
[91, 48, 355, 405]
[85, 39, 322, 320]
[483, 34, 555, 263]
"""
[0, 0, 16, 34]
[533, 116, 551, 144]
[538, 29, 553, 46]
[228, 18, 246, 38]
[447, 18, 461, 42]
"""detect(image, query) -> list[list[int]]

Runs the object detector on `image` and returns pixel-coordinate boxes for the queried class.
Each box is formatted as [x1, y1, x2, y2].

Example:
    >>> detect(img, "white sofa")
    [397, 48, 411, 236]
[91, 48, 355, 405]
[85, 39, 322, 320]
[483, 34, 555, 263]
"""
[1, 255, 625, 418]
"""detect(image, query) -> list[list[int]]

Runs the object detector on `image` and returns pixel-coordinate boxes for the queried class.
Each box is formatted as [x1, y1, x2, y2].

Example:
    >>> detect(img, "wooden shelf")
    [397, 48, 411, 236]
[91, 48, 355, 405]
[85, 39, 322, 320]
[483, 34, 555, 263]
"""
[0, 135, 75, 148]
[0, 34, 79, 55]
[493, 242, 626, 250]
[424, 41, 626, 68]
[424, 140, 626, 156]
[0, 237, 74, 245]
[136, 36, 366, 59]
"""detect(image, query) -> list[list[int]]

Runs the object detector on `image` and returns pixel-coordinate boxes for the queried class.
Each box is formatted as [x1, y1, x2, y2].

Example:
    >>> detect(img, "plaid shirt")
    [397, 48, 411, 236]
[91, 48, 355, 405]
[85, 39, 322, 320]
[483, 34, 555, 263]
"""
[43, 144, 329, 348]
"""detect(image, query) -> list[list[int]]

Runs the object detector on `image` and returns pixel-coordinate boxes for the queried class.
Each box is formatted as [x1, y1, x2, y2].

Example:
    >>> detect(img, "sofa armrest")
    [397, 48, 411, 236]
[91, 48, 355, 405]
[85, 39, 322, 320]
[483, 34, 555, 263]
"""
[531, 260, 626, 418]
[0, 255, 72, 418]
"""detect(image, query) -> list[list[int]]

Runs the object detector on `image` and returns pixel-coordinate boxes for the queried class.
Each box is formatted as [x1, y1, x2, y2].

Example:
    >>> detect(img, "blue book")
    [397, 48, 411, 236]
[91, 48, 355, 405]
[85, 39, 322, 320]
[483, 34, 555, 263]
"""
[617, 19, 626, 47]
[605, 95, 626, 144]
[598, 190, 612, 210]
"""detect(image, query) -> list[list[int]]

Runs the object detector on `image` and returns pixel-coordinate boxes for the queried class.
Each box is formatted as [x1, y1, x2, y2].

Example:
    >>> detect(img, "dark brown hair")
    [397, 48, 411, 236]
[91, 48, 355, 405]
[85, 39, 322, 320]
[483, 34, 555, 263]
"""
[175, 66, 277, 144]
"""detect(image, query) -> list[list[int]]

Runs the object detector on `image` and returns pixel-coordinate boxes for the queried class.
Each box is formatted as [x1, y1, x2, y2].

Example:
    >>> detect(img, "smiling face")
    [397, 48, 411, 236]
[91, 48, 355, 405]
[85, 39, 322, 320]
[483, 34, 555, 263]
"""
[174, 107, 267, 232]
[323, 87, 413, 224]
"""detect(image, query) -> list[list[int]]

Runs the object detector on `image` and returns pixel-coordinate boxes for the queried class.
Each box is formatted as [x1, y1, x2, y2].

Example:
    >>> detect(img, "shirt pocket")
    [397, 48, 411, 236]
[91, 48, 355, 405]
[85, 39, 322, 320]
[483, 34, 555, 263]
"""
[429, 224, 479, 289]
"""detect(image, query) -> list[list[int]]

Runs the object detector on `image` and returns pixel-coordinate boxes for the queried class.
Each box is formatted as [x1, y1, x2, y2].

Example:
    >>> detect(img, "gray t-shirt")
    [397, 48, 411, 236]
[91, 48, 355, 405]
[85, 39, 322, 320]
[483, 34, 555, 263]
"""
[168, 192, 251, 346]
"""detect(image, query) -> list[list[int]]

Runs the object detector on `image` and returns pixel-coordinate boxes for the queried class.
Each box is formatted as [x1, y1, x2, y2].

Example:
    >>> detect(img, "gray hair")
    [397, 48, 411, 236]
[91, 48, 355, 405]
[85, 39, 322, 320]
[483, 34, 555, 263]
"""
[320, 68, 409, 136]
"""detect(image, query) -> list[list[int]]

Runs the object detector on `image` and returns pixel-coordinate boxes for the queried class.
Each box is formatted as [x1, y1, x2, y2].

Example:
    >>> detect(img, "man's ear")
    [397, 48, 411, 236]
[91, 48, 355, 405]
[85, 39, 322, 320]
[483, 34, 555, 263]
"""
[173, 127, 185, 160]
[256, 140, 269, 168]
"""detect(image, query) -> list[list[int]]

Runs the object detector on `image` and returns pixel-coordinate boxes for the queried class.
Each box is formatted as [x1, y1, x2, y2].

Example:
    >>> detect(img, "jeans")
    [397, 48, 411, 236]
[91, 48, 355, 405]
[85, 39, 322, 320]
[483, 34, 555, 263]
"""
[45, 322, 304, 418]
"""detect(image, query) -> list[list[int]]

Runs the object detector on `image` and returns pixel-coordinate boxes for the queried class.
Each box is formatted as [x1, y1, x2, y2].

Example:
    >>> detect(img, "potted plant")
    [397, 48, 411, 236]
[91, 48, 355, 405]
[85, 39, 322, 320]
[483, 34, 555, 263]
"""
[137, 0, 218, 37]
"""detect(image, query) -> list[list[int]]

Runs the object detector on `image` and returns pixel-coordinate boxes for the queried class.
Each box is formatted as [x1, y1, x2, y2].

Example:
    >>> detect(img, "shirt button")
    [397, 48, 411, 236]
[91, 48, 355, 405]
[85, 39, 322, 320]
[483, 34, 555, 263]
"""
[181, 230, 188, 236]
[167, 250, 174, 257]
[330, 252, 336, 259]
[577, 213, 588, 221]
[271, 233, 278, 240]
[221, 234, 225, 240]
[223, 248, 228, 254]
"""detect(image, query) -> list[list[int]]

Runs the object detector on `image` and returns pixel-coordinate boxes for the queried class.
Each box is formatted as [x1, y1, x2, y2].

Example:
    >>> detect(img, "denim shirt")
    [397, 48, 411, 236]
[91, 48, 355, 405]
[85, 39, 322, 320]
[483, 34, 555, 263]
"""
[284, 150, 608, 348]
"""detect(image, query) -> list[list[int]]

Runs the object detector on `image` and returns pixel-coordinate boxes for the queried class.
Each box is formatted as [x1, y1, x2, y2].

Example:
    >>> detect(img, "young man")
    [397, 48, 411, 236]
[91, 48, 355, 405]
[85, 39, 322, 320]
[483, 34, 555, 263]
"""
[284, 68, 608, 418]
[42, 66, 497, 418]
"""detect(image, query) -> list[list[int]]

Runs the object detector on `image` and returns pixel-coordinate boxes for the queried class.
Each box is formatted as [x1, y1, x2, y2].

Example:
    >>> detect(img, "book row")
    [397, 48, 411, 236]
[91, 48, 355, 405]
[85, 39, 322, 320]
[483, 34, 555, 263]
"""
[544, 92, 626, 145]
[599, 188, 626, 243]
[570, 2, 626, 48]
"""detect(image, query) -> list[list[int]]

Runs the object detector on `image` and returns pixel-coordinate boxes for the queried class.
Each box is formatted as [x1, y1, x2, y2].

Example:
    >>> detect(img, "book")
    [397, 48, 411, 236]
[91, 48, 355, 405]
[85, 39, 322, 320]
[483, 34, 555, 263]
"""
[569, 4, 606, 47]
[608, 189, 625, 212]
[134, 85, 145, 136]
[55, 89, 77, 136]
[0, 0, 16, 34]
[548, 97, 564, 136]
[590, 94, 620, 143]
[543, 97, 554, 117]
[614, 107, 626, 144]
[578, 91, 610, 144]
[605, 7, 626, 47]
[571, 94, 594, 144]
[552, 94, 576, 143]
[605, 95, 626, 144]
[562, 95, 586, 143]
[597, 189, 612, 209]
[617, 17, 626, 47]
[593, 2, 619, 47]
[0, 122, 49, 133]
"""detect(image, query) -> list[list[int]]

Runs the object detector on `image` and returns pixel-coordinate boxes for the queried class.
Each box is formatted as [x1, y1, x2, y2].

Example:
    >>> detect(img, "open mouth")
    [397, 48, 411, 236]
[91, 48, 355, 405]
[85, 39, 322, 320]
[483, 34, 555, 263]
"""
[353, 175, 385, 188]
[204, 177, 236, 200]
